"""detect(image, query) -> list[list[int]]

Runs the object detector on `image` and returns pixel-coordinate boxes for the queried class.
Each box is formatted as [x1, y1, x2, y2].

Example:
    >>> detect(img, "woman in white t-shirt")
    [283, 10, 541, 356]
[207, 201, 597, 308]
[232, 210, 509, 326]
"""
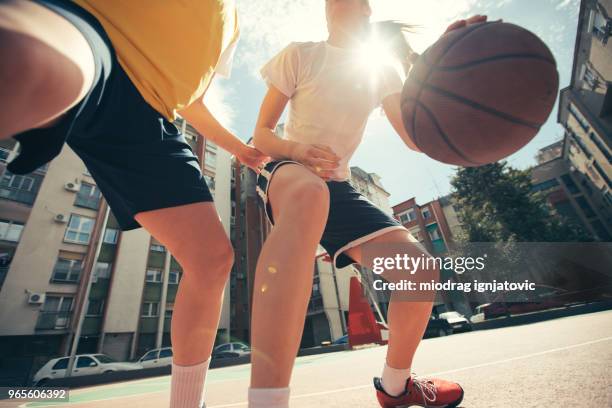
[249, 2, 487, 407]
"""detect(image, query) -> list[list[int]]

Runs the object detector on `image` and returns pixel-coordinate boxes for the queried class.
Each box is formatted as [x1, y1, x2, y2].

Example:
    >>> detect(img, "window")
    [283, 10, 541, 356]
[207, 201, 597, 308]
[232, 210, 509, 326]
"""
[421, 207, 431, 219]
[532, 179, 560, 192]
[150, 244, 165, 252]
[0, 173, 39, 205]
[103, 228, 119, 244]
[52, 358, 69, 370]
[74, 182, 101, 210]
[141, 350, 158, 361]
[141, 302, 159, 317]
[589, 8, 610, 44]
[576, 196, 596, 218]
[589, 133, 612, 164]
[569, 131, 592, 159]
[146, 269, 163, 283]
[169, 271, 179, 284]
[568, 104, 590, 133]
[64, 214, 95, 244]
[51, 258, 82, 283]
[165, 303, 174, 318]
[0, 220, 24, 242]
[92, 262, 111, 282]
[76, 356, 97, 368]
[398, 208, 416, 224]
[205, 150, 217, 170]
[215, 344, 231, 352]
[428, 227, 441, 241]
[159, 348, 173, 358]
[580, 63, 599, 89]
[561, 175, 580, 194]
[40, 295, 73, 329]
[86, 299, 104, 316]
[593, 161, 612, 188]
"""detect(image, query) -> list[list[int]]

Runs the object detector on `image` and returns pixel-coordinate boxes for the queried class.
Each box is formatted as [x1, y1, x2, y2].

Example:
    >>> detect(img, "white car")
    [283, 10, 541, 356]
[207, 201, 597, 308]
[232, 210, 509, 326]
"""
[33, 354, 143, 386]
[138, 347, 174, 369]
[439, 311, 472, 332]
[212, 342, 250, 358]
[470, 304, 490, 323]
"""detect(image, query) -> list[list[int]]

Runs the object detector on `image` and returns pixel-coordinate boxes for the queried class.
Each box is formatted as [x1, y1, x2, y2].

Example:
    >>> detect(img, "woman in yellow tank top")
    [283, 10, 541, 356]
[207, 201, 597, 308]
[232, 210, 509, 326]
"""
[0, 1, 267, 407]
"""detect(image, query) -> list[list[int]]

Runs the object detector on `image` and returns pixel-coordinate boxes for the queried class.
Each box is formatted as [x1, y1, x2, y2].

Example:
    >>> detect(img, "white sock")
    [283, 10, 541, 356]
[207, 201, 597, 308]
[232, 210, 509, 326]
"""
[381, 361, 411, 397]
[169, 357, 211, 408]
[248, 387, 290, 408]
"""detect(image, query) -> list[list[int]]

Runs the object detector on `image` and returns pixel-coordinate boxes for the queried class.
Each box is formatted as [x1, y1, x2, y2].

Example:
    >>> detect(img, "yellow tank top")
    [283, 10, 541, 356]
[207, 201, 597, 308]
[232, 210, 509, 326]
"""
[72, 0, 239, 122]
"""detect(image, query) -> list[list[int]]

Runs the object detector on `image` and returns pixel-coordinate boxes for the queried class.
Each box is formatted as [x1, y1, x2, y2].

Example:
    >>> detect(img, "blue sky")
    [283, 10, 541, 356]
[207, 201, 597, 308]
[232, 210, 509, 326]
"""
[206, 0, 581, 207]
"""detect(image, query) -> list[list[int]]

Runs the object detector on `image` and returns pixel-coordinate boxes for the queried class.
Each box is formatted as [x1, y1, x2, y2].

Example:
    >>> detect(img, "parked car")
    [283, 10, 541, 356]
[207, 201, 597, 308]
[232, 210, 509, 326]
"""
[470, 304, 489, 323]
[439, 311, 472, 333]
[33, 354, 143, 386]
[138, 347, 173, 369]
[212, 351, 242, 360]
[483, 285, 567, 319]
[212, 342, 250, 358]
[423, 315, 454, 338]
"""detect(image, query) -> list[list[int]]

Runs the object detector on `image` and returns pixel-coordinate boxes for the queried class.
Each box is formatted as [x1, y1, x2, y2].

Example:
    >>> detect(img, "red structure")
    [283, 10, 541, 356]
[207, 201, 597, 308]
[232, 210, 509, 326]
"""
[347, 276, 384, 348]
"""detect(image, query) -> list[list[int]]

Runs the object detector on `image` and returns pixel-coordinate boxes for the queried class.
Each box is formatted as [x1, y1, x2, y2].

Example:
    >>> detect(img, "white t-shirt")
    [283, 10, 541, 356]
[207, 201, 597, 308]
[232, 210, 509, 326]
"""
[215, 28, 239, 78]
[260, 40, 404, 181]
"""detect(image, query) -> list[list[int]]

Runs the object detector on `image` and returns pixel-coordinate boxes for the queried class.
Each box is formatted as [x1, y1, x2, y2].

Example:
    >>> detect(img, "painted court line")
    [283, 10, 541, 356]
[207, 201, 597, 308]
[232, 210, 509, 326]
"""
[19, 336, 612, 407]
[209, 336, 612, 407]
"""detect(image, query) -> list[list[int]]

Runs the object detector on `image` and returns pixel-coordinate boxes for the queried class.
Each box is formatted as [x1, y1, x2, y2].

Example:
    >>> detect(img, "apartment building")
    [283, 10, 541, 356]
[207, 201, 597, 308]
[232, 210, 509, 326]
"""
[556, 0, 612, 239]
[0, 118, 231, 385]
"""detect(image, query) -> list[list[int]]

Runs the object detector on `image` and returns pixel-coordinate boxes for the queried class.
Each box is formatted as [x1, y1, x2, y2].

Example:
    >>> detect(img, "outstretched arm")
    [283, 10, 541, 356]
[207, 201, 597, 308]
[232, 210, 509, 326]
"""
[177, 87, 269, 172]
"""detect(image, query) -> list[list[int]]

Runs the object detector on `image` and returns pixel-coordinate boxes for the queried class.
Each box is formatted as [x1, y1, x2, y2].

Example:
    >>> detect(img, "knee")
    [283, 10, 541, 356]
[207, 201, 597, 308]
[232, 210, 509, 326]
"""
[176, 238, 235, 284]
[284, 179, 330, 217]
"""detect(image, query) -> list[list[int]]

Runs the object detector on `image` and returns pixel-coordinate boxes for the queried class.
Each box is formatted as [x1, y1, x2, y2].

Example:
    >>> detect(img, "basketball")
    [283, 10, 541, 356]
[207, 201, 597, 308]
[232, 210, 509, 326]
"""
[400, 21, 559, 166]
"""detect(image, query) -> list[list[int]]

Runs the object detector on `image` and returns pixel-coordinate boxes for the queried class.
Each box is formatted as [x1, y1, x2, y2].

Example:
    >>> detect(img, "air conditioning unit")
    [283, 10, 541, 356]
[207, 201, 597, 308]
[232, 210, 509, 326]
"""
[54, 213, 68, 223]
[28, 292, 45, 304]
[64, 181, 80, 192]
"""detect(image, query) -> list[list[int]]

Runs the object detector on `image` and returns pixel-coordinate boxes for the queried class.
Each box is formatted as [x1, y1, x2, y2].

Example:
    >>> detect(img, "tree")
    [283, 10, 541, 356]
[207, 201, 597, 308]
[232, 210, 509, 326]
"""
[450, 161, 593, 243]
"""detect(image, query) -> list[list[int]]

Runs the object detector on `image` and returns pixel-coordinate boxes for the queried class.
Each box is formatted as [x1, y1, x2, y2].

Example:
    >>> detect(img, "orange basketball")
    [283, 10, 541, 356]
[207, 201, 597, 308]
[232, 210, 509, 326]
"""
[401, 21, 559, 166]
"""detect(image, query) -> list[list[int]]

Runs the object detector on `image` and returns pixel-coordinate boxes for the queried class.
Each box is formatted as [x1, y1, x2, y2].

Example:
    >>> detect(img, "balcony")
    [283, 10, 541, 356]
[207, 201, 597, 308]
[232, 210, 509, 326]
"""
[307, 295, 324, 314]
[35, 311, 72, 331]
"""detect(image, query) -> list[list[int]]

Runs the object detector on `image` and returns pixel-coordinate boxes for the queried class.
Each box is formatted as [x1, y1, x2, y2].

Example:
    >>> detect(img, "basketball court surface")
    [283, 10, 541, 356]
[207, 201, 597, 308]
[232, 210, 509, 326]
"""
[4, 310, 611, 408]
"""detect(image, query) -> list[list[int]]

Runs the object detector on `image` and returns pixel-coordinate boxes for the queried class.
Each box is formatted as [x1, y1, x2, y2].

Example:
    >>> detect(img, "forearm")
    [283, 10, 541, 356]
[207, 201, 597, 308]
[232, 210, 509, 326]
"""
[253, 126, 299, 161]
[178, 100, 245, 156]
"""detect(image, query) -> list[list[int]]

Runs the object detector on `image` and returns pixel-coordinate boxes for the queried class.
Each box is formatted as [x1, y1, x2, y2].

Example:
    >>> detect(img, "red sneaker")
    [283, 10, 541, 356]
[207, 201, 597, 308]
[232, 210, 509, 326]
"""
[374, 374, 464, 407]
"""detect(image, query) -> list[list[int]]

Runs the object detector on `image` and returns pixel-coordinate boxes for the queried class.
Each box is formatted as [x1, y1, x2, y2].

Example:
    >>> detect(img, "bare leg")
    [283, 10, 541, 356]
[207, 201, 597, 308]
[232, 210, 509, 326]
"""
[134, 202, 234, 365]
[0, 0, 95, 138]
[343, 229, 438, 370]
[250, 164, 330, 388]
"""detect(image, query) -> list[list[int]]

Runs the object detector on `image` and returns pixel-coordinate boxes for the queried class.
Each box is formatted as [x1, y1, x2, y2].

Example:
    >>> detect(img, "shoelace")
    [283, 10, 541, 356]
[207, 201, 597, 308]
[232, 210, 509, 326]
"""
[410, 373, 438, 407]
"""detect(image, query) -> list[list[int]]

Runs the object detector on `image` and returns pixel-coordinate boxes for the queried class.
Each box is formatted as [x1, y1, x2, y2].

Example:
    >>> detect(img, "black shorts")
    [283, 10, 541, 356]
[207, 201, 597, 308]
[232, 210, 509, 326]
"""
[256, 160, 408, 269]
[8, 0, 213, 231]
